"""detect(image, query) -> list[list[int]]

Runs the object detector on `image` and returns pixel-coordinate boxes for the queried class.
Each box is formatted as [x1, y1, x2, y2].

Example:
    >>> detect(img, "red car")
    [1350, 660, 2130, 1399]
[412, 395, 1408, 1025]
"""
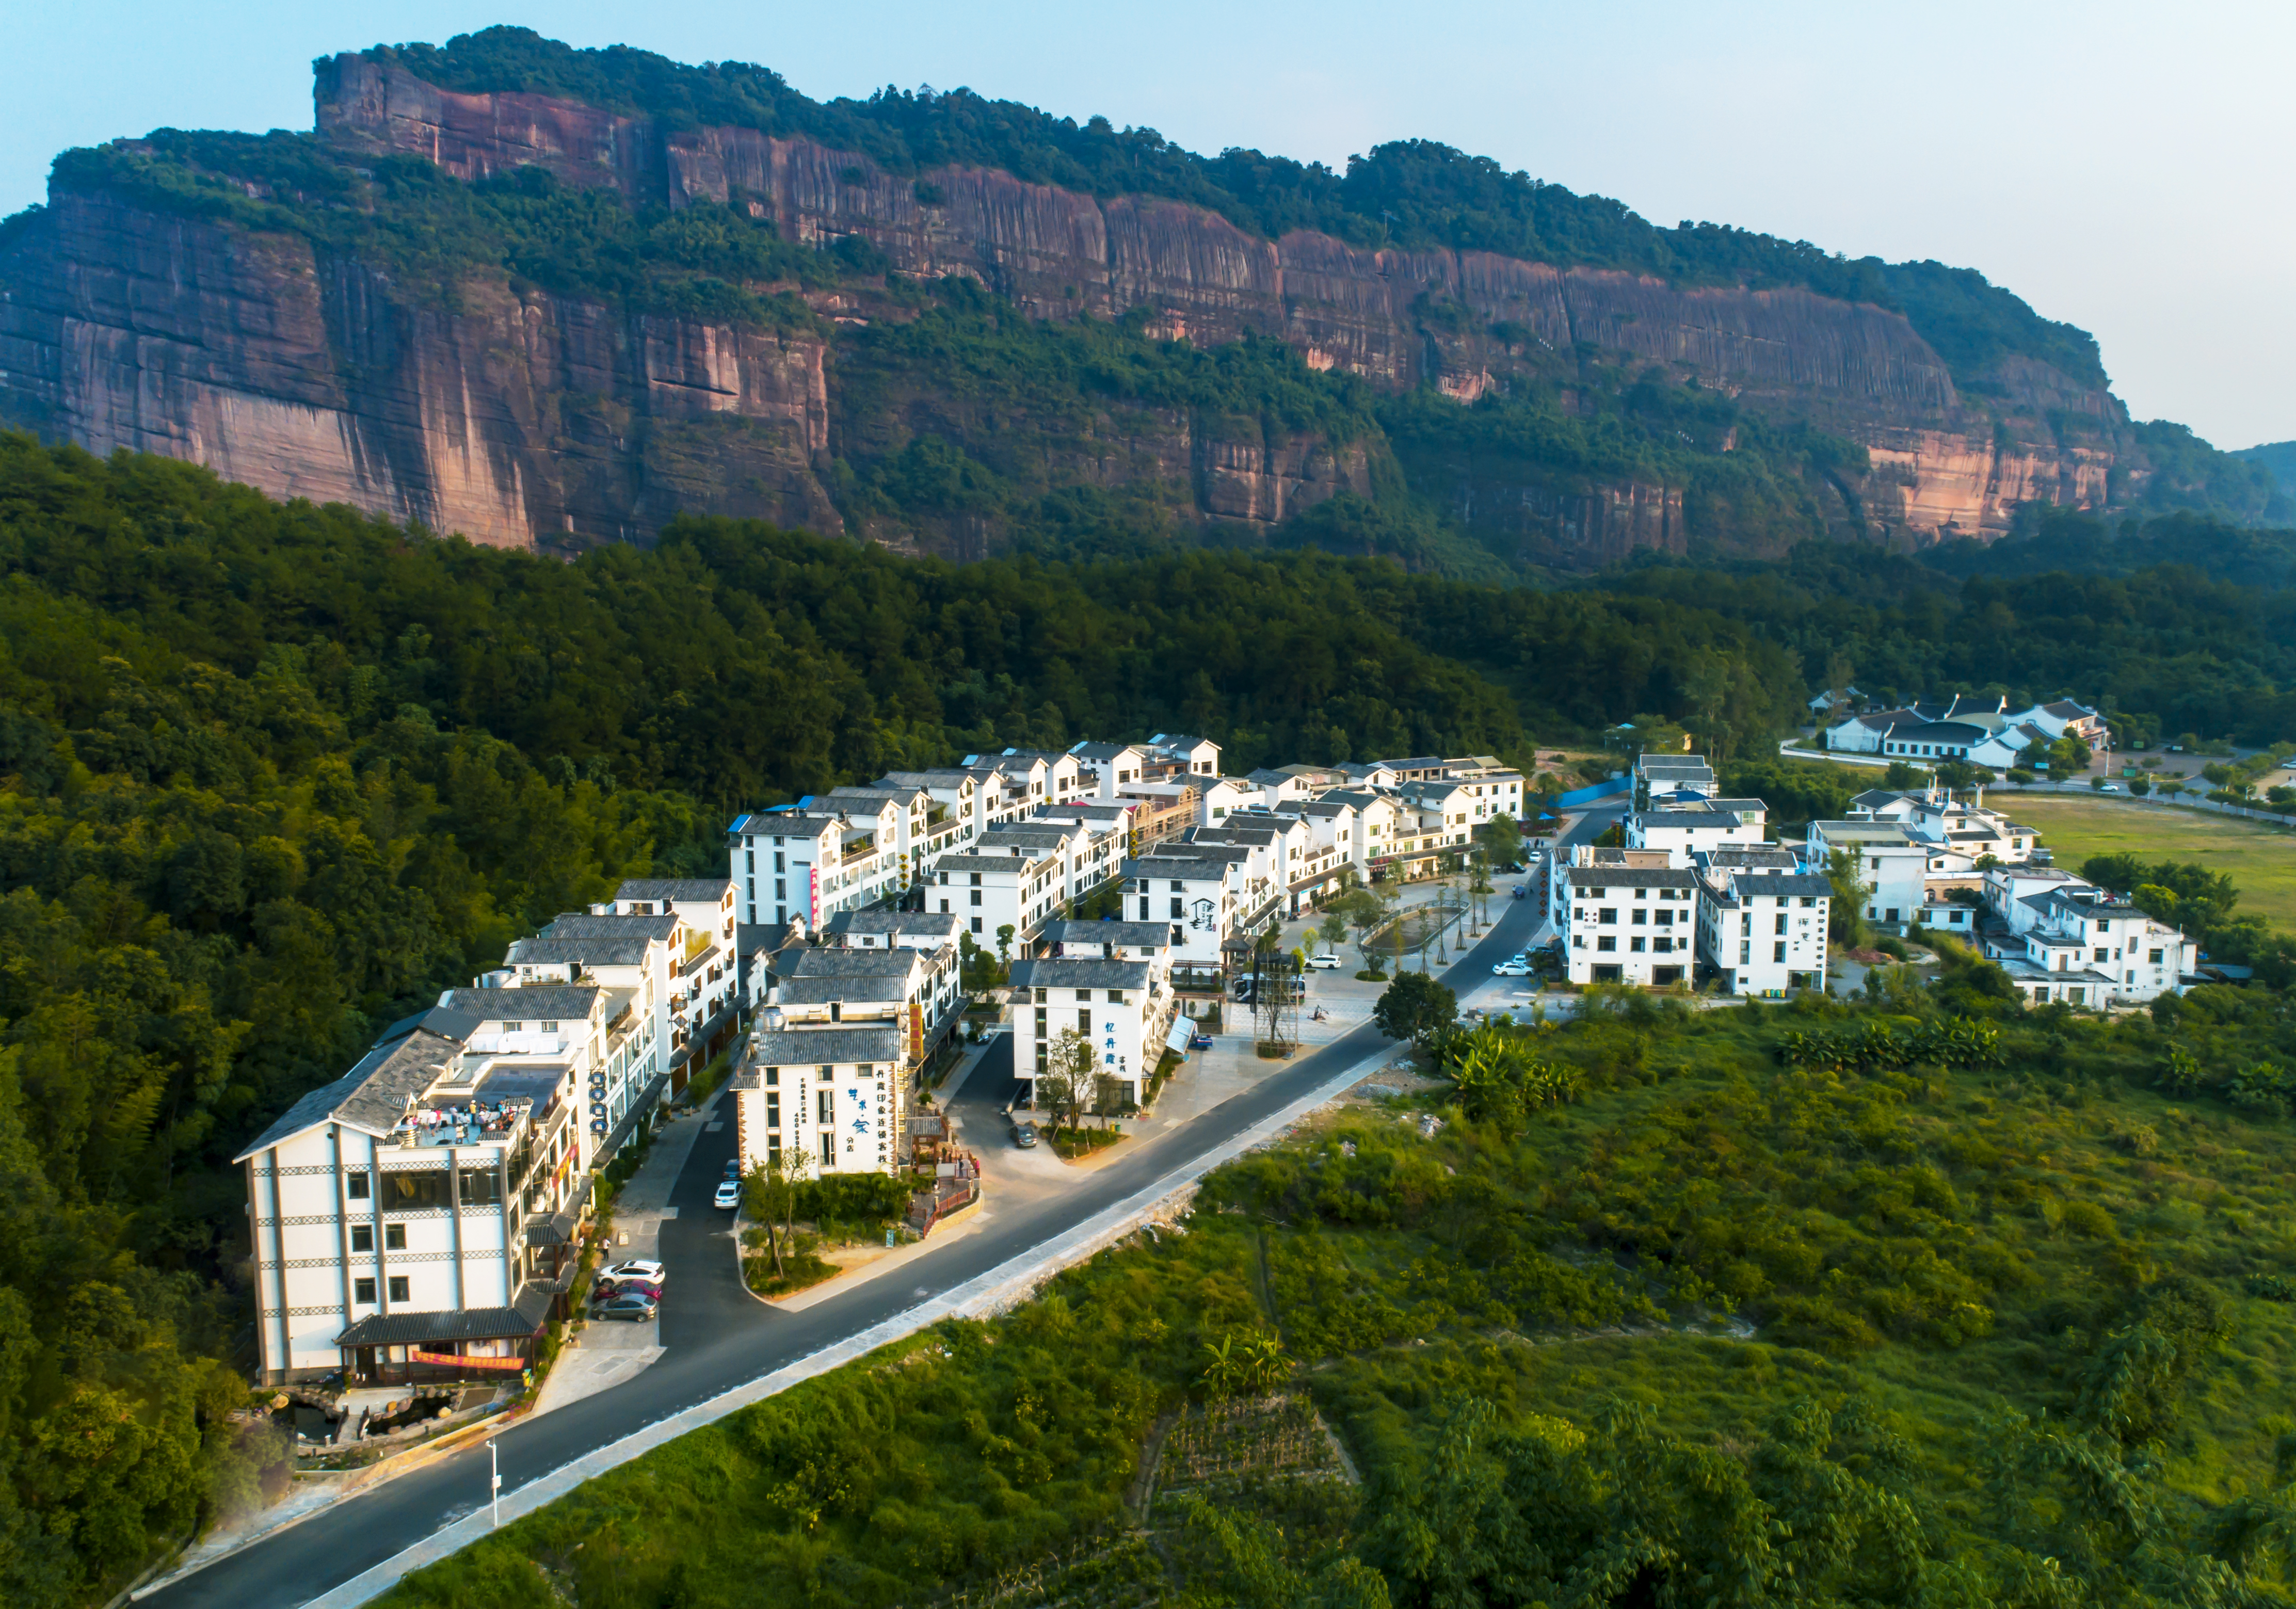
[594, 1277, 663, 1304]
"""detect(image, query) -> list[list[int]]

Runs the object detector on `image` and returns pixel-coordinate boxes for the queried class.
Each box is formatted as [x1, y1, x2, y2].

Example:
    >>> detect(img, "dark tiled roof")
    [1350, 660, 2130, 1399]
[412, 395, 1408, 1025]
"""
[541, 912, 679, 941]
[234, 1025, 467, 1159]
[440, 986, 603, 1022]
[750, 1027, 904, 1066]
[334, 1283, 553, 1347]
[614, 878, 733, 903]
[507, 936, 653, 967]
[1041, 920, 1173, 949]
[1010, 958, 1153, 989]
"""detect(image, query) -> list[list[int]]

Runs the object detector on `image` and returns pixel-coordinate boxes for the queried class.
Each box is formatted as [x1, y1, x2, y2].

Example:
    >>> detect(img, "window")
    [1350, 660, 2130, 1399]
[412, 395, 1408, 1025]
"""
[1775, 941, 1787, 962]
[1597, 935, 1616, 952]
[2150, 948, 2164, 964]
[540, 1020, 558, 1034]
[387, 1276, 410, 1304]
[354, 1278, 377, 1304]
[1775, 914, 1787, 935]
[1740, 940, 1750, 963]
[817, 1089, 835, 1124]
[2093, 947, 2108, 962]
[1035, 1008, 1048, 1039]
[1630, 937, 1646, 952]
[350, 1224, 374, 1252]
[384, 1169, 451, 1209]
[346, 1170, 371, 1201]
[765, 1067, 779, 1086]
[1598, 908, 1617, 925]
[384, 1224, 407, 1251]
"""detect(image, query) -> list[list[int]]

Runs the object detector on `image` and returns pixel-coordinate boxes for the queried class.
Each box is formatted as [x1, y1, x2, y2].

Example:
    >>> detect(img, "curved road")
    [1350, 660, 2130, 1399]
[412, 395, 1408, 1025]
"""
[152, 807, 1615, 1607]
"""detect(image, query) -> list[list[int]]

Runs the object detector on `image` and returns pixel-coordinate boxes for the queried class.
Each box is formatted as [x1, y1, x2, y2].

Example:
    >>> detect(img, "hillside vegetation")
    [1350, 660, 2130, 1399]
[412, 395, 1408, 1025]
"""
[373, 985, 2296, 1608]
[6, 426, 2296, 1598]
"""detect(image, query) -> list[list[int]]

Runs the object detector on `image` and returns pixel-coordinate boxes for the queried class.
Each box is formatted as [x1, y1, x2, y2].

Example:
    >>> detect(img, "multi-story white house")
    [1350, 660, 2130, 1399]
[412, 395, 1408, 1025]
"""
[728, 809, 902, 927]
[730, 1026, 906, 1178]
[237, 989, 608, 1385]
[1978, 874, 2193, 1005]
[1634, 753, 1717, 801]
[1126, 851, 1240, 971]
[1848, 789, 2040, 865]
[1557, 854, 1704, 987]
[1627, 803, 1768, 857]
[1694, 871, 1832, 996]
[929, 848, 1064, 944]
[1148, 734, 1223, 777]
[1038, 918, 1179, 962]
[595, 877, 742, 1072]
[730, 940, 959, 1178]
[1009, 953, 1178, 1110]
[1806, 819, 1928, 932]
[498, 931, 665, 1154]
[1070, 742, 1155, 799]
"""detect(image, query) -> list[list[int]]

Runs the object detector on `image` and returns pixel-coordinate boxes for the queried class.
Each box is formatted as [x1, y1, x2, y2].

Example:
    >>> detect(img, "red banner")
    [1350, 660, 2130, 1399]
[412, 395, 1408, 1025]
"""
[409, 1349, 525, 1372]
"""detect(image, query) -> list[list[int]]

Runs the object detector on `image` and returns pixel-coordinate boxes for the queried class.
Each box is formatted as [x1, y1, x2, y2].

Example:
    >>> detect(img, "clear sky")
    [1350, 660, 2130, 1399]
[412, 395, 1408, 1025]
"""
[6, 2, 2289, 448]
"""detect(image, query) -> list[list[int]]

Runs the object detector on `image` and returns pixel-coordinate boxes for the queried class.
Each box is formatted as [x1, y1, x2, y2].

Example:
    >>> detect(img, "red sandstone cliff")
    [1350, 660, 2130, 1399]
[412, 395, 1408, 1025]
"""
[0, 56, 2139, 555]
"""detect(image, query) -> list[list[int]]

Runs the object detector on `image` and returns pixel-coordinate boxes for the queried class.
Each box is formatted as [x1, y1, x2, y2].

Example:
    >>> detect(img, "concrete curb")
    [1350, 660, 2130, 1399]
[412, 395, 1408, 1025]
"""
[304, 1034, 1404, 1607]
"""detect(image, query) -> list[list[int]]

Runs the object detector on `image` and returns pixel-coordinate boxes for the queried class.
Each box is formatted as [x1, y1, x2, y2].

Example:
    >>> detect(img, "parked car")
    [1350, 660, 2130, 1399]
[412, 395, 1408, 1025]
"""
[722, 1158, 743, 1180]
[1512, 886, 1528, 899]
[712, 1179, 743, 1210]
[591, 1292, 658, 1324]
[1305, 952, 1341, 970]
[2099, 782, 2124, 793]
[1233, 979, 1256, 1004]
[594, 1277, 663, 1302]
[1189, 1031, 1214, 1050]
[1491, 959, 1533, 976]
[601, 1260, 666, 1286]
[1011, 1118, 1040, 1148]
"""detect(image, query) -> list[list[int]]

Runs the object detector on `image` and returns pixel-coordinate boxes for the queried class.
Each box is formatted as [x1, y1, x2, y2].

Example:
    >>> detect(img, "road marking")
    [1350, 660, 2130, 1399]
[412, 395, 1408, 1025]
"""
[303, 1035, 1405, 1608]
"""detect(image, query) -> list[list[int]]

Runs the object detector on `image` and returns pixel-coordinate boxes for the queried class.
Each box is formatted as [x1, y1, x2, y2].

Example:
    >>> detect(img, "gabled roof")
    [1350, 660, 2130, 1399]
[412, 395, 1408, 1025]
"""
[1041, 920, 1174, 950]
[540, 912, 678, 945]
[335, 1283, 552, 1347]
[1010, 958, 1153, 990]
[440, 986, 603, 1022]
[506, 936, 653, 967]
[747, 1027, 905, 1067]
[235, 1020, 472, 1159]
[781, 948, 925, 979]
[613, 878, 732, 903]
[934, 851, 1053, 873]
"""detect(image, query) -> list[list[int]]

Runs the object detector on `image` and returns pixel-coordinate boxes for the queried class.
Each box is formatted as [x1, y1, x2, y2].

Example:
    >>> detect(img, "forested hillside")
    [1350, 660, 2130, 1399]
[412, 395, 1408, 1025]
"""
[7, 419, 2296, 1599]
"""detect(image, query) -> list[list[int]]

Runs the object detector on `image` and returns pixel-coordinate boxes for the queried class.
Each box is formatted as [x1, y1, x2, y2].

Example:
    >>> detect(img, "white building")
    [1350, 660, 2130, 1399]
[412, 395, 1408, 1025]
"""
[237, 992, 611, 1385]
[1555, 846, 1702, 987]
[1125, 851, 1240, 971]
[1148, 734, 1223, 777]
[1978, 873, 2193, 1006]
[1806, 820, 1928, 932]
[1694, 871, 1831, 996]
[730, 1026, 906, 1178]
[928, 848, 1063, 945]
[1627, 803, 1767, 858]
[1009, 954, 1178, 1110]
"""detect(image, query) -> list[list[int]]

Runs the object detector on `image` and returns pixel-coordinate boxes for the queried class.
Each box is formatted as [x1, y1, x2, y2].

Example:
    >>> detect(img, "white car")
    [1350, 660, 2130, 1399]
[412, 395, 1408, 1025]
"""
[1491, 959, 1532, 976]
[602, 1260, 666, 1285]
[2099, 782, 2124, 793]
[1305, 953, 1342, 970]
[713, 1179, 743, 1210]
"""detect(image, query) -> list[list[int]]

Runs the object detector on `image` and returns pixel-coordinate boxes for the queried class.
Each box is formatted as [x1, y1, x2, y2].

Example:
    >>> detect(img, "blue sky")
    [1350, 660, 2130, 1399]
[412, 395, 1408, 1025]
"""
[6, 2, 2289, 447]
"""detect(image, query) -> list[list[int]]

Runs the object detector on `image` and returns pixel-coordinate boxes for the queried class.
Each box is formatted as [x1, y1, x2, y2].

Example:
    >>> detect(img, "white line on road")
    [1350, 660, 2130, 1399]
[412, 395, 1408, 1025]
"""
[304, 1035, 1408, 1607]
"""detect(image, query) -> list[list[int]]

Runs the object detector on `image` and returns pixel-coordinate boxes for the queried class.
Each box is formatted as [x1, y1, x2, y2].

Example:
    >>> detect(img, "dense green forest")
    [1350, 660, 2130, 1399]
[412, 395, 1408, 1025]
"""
[373, 982, 2296, 1608]
[1596, 515, 2296, 747]
[6, 447, 2296, 1599]
[0, 431, 1823, 1602]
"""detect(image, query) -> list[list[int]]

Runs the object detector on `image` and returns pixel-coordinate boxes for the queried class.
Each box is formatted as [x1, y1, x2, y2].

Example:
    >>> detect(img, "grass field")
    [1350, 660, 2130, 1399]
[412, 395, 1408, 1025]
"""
[2009, 794, 2296, 928]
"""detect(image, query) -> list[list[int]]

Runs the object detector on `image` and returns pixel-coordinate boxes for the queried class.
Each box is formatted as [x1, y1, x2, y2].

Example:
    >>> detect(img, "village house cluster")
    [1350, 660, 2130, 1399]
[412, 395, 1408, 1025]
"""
[1553, 749, 2195, 1007]
[1820, 692, 2111, 769]
[724, 736, 1529, 1181]
[237, 710, 2193, 1388]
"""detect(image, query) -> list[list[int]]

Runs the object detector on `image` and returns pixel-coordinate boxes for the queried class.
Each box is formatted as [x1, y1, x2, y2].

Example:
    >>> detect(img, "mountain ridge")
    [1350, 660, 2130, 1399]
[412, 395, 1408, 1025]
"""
[0, 26, 2281, 565]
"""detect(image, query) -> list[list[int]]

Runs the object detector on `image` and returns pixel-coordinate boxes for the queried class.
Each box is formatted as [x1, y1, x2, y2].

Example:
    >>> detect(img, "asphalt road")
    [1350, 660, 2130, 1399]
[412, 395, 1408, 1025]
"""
[151, 828, 1619, 1609]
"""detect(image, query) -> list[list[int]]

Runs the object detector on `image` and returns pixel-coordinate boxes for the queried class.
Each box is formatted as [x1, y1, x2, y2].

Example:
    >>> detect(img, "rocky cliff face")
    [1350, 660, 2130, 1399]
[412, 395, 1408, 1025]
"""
[0, 57, 2138, 557]
[0, 190, 841, 548]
